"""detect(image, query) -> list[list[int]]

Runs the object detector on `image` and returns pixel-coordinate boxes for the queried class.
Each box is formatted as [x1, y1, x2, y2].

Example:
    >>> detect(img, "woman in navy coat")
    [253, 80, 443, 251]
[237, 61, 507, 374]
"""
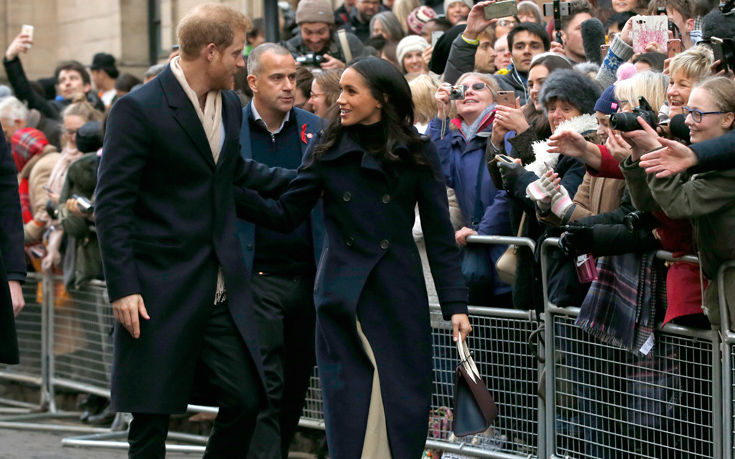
[238, 57, 471, 458]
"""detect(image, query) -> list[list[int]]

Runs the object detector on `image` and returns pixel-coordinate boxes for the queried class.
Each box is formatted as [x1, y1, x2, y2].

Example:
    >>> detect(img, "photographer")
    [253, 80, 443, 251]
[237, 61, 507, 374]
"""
[429, 73, 512, 306]
[283, 0, 367, 70]
[623, 77, 735, 329]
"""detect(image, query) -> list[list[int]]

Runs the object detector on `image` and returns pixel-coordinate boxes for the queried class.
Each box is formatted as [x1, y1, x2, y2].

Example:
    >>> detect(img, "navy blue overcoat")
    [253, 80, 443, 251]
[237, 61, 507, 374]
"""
[95, 65, 294, 413]
[237, 129, 468, 458]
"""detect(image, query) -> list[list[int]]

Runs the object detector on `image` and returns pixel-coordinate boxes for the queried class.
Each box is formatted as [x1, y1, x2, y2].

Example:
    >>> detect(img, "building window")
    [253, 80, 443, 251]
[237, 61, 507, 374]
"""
[148, 0, 165, 64]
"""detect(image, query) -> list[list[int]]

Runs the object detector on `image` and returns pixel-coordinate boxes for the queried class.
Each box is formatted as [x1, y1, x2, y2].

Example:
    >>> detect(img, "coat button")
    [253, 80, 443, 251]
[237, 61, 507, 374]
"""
[342, 192, 352, 202]
[382, 194, 391, 204]
[380, 239, 390, 250]
[346, 236, 354, 247]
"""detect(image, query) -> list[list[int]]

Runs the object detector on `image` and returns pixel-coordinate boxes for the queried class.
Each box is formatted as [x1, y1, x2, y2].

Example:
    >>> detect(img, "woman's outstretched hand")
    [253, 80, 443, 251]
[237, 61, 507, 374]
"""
[452, 313, 472, 342]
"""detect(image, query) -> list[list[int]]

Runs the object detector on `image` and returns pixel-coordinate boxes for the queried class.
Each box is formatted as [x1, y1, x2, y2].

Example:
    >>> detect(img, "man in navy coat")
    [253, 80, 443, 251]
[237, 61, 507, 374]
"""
[0, 122, 25, 365]
[239, 43, 324, 459]
[95, 5, 293, 457]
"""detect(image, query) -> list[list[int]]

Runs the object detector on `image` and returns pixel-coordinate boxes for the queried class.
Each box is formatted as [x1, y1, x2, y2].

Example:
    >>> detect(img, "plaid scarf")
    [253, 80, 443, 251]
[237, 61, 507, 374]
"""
[575, 251, 661, 356]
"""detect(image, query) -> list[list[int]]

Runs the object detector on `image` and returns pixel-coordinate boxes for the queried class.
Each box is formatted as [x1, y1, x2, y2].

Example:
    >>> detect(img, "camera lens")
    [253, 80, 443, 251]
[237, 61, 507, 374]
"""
[609, 112, 639, 132]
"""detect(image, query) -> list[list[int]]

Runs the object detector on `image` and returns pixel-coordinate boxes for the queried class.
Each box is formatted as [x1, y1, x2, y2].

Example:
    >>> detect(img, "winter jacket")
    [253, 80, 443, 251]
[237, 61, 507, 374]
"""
[443, 34, 530, 104]
[22, 146, 59, 243]
[3, 56, 105, 121]
[427, 112, 512, 296]
[646, 163, 735, 329]
[282, 31, 367, 68]
[620, 157, 708, 325]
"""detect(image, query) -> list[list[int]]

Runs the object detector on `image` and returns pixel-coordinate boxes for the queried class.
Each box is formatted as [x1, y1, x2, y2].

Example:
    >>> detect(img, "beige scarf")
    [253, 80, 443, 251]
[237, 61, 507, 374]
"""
[170, 56, 223, 164]
[170, 57, 227, 303]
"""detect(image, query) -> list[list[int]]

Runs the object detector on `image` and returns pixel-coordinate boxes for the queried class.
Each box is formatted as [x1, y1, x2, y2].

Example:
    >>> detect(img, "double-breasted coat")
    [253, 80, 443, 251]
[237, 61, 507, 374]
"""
[0, 126, 25, 364]
[95, 66, 294, 413]
[236, 129, 468, 458]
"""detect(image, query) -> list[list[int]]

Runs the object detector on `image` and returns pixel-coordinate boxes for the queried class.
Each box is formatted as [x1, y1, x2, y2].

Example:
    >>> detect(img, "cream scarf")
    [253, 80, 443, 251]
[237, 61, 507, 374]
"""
[170, 57, 227, 303]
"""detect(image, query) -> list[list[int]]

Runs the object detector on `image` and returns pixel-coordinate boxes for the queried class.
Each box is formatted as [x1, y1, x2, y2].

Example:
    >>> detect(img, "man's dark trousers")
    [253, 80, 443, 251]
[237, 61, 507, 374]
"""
[128, 300, 262, 459]
[247, 273, 316, 458]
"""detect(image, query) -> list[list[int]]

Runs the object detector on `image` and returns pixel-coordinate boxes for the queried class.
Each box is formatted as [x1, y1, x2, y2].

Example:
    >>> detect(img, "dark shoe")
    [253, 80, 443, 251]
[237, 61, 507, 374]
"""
[87, 404, 116, 426]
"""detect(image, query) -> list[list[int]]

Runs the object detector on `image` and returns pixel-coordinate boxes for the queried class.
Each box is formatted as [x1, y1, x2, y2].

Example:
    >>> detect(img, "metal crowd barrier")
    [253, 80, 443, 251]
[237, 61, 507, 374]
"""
[541, 237, 722, 459]
[718, 260, 735, 458]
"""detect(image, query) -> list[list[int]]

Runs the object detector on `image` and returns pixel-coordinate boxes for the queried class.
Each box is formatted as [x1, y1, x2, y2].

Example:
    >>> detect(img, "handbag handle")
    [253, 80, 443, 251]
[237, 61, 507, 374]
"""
[456, 338, 481, 384]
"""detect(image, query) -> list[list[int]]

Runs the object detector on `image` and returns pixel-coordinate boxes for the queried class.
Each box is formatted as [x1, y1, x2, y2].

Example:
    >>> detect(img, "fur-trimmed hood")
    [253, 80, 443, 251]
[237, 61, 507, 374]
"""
[524, 113, 598, 178]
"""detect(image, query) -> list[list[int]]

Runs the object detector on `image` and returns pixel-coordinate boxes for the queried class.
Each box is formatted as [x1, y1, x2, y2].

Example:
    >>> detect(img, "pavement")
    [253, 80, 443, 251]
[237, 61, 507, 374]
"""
[0, 427, 320, 458]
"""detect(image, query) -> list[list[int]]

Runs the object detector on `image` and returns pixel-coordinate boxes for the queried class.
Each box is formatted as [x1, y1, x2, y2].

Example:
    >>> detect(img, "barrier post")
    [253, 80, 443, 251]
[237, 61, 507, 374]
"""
[718, 260, 735, 459]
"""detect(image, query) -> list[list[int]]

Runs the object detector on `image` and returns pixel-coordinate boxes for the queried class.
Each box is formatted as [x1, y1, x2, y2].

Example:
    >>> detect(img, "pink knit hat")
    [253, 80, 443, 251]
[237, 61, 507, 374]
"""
[406, 6, 437, 35]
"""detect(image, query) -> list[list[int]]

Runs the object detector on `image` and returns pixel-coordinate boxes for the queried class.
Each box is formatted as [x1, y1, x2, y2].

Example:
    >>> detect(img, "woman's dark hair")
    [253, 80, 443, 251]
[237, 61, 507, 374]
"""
[115, 73, 143, 92]
[313, 56, 426, 165]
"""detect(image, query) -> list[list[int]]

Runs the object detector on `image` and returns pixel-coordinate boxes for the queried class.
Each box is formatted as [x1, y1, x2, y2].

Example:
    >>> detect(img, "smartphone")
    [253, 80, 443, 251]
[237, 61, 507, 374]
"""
[712, 37, 728, 73]
[631, 16, 668, 54]
[495, 154, 514, 163]
[21, 24, 33, 40]
[496, 91, 515, 107]
[543, 1, 570, 18]
[667, 39, 682, 58]
[42, 185, 52, 193]
[431, 30, 444, 46]
[600, 44, 610, 62]
[484, 0, 518, 20]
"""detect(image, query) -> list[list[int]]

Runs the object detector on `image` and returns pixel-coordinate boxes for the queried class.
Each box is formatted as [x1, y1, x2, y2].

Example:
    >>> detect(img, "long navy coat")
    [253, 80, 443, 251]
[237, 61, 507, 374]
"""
[95, 66, 294, 413]
[0, 127, 24, 364]
[237, 130, 468, 458]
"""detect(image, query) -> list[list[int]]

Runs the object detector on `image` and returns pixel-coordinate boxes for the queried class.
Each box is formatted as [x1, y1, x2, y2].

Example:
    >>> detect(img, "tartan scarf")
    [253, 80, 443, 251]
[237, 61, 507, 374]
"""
[575, 251, 662, 356]
[11, 127, 47, 172]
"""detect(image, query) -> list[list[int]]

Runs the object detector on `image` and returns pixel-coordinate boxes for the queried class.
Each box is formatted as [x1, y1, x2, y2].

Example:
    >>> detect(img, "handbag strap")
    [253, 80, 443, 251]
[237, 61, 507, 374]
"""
[457, 339, 481, 383]
[471, 155, 486, 227]
[516, 212, 526, 238]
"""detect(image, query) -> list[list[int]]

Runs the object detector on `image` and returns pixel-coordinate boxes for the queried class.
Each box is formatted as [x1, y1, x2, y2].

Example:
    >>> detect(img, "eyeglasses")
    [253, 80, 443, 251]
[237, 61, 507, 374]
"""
[460, 82, 489, 92]
[498, 19, 517, 28]
[683, 106, 726, 123]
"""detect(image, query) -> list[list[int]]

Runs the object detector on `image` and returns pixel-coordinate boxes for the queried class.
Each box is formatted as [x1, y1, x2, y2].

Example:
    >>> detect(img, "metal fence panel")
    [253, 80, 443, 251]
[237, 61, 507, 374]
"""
[49, 278, 113, 398]
[550, 313, 715, 459]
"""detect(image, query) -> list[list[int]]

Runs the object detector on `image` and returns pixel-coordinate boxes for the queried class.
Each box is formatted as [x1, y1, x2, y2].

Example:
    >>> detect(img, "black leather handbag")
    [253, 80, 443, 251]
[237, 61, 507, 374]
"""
[453, 338, 499, 436]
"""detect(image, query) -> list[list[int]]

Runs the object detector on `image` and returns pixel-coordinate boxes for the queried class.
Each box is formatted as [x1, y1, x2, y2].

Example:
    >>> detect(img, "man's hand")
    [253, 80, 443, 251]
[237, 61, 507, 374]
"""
[8, 281, 24, 317]
[65, 198, 85, 217]
[550, 41, 566, 56]
[451, 313, 472, 342]
[320, 54, 346, 70]
[639, 137, 698, 177]
[5, 32, 33, 61]
[463, 1, 498, 40]
[455, 226, 477, 246]
[112, 294, 150, 339]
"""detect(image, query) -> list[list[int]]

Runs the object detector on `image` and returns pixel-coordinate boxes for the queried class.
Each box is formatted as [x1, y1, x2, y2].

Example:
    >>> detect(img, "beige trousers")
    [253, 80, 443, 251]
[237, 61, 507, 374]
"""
[355, 320, 392, 459]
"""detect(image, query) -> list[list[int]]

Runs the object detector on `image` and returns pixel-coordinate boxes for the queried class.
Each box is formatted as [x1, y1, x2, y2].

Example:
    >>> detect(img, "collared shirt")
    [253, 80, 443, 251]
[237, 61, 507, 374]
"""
[250, 101, 290, 135]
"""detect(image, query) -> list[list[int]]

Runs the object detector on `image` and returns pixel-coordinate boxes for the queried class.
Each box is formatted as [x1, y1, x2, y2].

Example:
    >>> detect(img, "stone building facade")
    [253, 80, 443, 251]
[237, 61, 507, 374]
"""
[0, 0, 273, 81]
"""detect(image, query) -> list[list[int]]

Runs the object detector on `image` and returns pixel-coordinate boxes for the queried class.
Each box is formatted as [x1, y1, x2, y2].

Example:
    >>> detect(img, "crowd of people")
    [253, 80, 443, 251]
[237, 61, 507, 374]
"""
[2, 0, 735, 457]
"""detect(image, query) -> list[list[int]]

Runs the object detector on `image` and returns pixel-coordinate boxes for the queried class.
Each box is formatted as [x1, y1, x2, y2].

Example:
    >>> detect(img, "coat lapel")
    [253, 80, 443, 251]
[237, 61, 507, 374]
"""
[158, 66, 215, 169]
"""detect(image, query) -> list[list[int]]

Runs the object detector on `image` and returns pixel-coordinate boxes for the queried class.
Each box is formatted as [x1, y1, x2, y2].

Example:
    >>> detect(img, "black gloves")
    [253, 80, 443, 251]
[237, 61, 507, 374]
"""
[497, 160, 525, 190]
[559, 224, 594, 256]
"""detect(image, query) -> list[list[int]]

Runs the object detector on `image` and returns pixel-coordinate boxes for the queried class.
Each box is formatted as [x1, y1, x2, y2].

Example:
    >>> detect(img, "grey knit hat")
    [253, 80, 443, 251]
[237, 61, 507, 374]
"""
[296, 0, 335, 25]
[539, 69, 602, 116]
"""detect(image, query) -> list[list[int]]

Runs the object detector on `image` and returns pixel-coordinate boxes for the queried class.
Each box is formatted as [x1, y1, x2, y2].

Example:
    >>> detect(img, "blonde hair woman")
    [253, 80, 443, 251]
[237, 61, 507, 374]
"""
[392, 0, 422, 33]
[667, 45, 714, 117]
[614, 70, 669, 115]
[409, 74, 440, 133]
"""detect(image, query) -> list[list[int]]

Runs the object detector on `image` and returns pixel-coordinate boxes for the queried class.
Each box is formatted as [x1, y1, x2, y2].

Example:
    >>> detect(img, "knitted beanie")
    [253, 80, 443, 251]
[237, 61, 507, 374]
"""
[296, 0, 335, 25]
[594, 84, 619, 115]
[407, 6, 437, 35]
[539, 69, 602, 116]
[443, 0, 472, 15]
[11, 127, 48, 172]
[396, 35, 429, 67]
